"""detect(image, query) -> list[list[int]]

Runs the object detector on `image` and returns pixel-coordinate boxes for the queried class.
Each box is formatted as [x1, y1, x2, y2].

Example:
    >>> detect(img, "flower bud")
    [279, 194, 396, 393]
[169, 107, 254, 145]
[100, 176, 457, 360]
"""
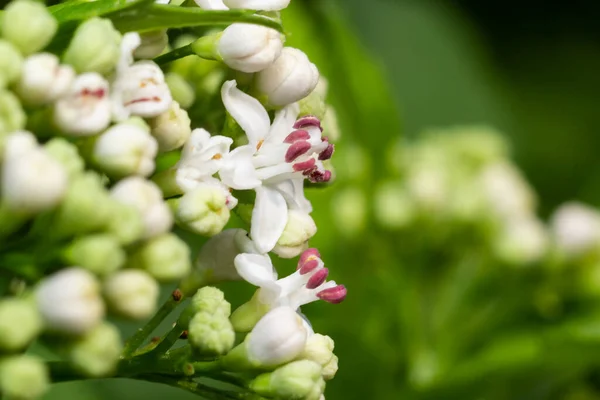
[91, 122, 158, 178]
[35, 268, 104, 335]
[53, 73, 111, 136]
[480, 162, 535, 219]
[221, 0, 291, 9]
[134, 30, 169, 59]
[550, 202, 600, 257]
[1, 0, 57, 55]
[148, 101, 192, 152]
[0, 356, 49, 400]
[273, 209, 317, 258]
[301, 334, 334, 367]
[255, 47, 320, 108]
[127, 233, 192, 282]
[0, 90, 26, 134]
[1, 133, 68, 215]
[230, 290, 271, 333]
[322, 354, 338, 380]
[104, 270, 159, 320]
[249, 360, 324, 399]
[190, 286, 231, 317]
[322, 106, 341, 142]
[16, 53, 75, 106]
[105, 202, 145, 245]
[169, 186, 230, 237]
[65, 322, 122, 377]
[494, 217, 549, 266]
[165, 73, 196, 109]
[222, 306, 308, 370]
[62, 234, 126, 276]
[0, 298, 41, 352]
[63, 18, 121, 74]
[0, 40, 22, 88]
[193, 24, 283, 73]
[110, 177, 173, 239]
[44, 138, 85, 179]
[188, 311, 235, 356]
[298, 78, 328, 120]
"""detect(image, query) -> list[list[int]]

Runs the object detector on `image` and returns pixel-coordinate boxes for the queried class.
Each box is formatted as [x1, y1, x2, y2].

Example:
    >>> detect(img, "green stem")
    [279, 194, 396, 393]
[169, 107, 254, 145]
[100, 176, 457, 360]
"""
[154, 44, 195, 65]
[136, 374, 250, 400]
[149, 320, 187, 356]
[122, 289, 185, 358]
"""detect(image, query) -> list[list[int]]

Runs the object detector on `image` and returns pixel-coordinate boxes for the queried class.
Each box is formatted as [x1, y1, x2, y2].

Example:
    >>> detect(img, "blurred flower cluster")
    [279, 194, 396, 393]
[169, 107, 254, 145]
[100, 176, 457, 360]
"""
[0, 0, 346, 399]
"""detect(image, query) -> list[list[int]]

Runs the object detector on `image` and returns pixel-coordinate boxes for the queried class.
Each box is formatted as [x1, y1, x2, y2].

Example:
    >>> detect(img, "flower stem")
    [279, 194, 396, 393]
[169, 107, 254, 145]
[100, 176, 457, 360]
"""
[154, 44, 195, 66]
[122, 289, 185, 358]
[136, 374, 251, 400]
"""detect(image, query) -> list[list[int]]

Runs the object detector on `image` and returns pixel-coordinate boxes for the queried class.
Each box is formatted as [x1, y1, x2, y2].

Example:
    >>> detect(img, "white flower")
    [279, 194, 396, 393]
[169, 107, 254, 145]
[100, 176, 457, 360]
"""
[245, 306, 308, 367]
[1, 132, 68, 214]
[235, 248, 346, 311]
[53, 72, 111, 136]
[196, 229, 257, 281]
[111, 33, 172, 121]
[104, 270, 159, 320]
[218, 24, 283, 73]
[16, 53, 74, 105]
[110, 177, 173, 239]
[175, 128, 233, 192]
[255, 47, 320, 108]
[35, 268, 104, 335]
[550, 202, 600, 257]
[92, 122, 158, 178]
[495, 217, 549, 265]
[220, 80, 333, 253]
[480, 162, 535, 219]
[195, 0, 289, 11]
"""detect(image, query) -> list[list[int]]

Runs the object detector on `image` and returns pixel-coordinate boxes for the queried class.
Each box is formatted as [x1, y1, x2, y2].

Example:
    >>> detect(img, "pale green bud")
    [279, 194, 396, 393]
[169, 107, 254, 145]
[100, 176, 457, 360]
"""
[104, 270, 159, 320]
[44, 138, 85, 179]
[188, 311, 235, 356]
[190, 286, 231, 317]
[373, 181, 415, 230]
[0, 40, 22, 88]
[249, 360, 324, 399]
[127, 233, 192, 282]
[0, 355, 49, 400]
[165, 73, 196, 109]
[300, 334, 334, 367]
[63, 18, 121, 75]
[1, 0, 57, 55]
[63, 234, 126, 276]
[298, 78, 327, 120]
[169, 186, 230, 237]
[230, 290, 270, 333]
[148, 101, 192, 152]
[134, 30, 168, 59]
[0, 298, 41, 352]
[273, 209, 316, 259]
[66, 322, 122, 377]
[322, 354, 338, 381]
[494, 217, 549, 266]
[0, 90, 26, 134]
[105, 202, 145, 245]
[322, 106, 341, 142]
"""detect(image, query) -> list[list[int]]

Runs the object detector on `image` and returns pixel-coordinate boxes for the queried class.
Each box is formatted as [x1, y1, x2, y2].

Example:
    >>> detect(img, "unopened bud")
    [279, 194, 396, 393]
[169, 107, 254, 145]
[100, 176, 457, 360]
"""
[0, 356, 49, 400]
[148, 101, 192, 152]
[63, 18, 121, 74]
[550, 202, 600, 258]
[188, 311, 235, 356]
[0, 298, 41, 352]
[105, 201, 145, 245]
[255, 47, 319, 108]
[0, 90, 26, 134]
[134, 30, 169, 59]
[298, 78, 328, 120]
[65, 322, 122, 377]
[301, 334, 334, 367]
[16, 53, 74, 105]
[190, 286, 231, 317]
[0, 40, 22, 88]
[221, 0, 290, 10]
[249, 360, 324, 399]
[1, 0, 57, 55]
[127, 233, 192, 282]
[104, 270, 159, 320]
[273, 209, 317, 258]
[165, 73, 196, 109]
[169, 185, 230, 237]
[36, 268, 104, 335]
[44, 138, 85, 179]
[62, 234, 126, 276]
[322, 354, 338, 380]
[494, 217, 549, 266]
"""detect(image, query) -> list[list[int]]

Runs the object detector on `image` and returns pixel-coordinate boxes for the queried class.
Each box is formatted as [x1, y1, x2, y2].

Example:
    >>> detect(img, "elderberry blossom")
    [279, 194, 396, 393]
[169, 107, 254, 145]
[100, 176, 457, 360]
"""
[16, 53, 75, 106]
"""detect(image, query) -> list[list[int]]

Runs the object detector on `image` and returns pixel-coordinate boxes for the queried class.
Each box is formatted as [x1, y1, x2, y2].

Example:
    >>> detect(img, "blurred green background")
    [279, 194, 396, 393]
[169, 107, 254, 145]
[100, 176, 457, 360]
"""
[44, 0, 600, 399]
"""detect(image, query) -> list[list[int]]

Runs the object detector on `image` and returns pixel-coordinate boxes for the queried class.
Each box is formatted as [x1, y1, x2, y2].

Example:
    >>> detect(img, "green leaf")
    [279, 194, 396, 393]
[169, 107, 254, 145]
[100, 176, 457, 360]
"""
[49, 0, 154, 23]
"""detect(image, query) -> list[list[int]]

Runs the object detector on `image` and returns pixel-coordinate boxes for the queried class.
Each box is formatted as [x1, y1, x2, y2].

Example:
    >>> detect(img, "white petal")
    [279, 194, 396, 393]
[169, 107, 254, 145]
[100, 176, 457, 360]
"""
[194, 0, 229, 9]
[118, 33, 141, 73]
[219, 145, 262, 190]
[223, 0, 290, 10]
[273, 179, 312, 212]
[266, 102, 300, 144]
[251, 185, 289, 253]
[234, 253, 277, 287]
[221, 80, 270, 147]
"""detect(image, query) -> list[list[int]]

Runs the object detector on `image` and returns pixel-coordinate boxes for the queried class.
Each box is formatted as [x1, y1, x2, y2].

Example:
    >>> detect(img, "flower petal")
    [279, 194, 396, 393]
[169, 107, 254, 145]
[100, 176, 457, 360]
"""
[194, 0, 229, 9]
[251, 185, 289, 253]
[266, 102, 300, 144]
[118, 33, 141, 73]
[223, 0, 290, 10]
[221, 80, 270, 147]
[219, 145, 262, 190]
[272, 178, 312, 212]
[234, 253, 277, 287]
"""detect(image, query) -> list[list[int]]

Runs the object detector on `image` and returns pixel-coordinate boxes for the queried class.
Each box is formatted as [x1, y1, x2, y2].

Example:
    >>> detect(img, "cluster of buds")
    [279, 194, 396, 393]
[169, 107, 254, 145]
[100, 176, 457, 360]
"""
[0, 0, 345, 399]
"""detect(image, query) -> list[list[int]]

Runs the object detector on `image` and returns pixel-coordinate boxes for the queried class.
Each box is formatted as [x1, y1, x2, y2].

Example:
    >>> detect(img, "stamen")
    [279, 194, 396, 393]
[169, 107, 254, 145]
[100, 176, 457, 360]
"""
[285, 141, 311, 163]
[212, 153, 223, 160]
[293, 115, 322, 132]
[318, 143, 335, 161]
[284, 130, 311, 144]
[317, 285, 347, 304]
[306, 268, 329, 289]
[299, 259, 319, 275]
[293, 158, 316, 172]
[299, 248, 321, 265]
[256, 139, 264, 151]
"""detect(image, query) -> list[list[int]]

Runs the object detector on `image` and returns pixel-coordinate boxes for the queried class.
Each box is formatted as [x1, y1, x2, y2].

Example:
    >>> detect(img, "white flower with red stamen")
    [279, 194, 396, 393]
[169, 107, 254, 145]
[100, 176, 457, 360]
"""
[234, 248, 347, 311]
[219, 80, 334, 253]
[111, 33, 172, 121]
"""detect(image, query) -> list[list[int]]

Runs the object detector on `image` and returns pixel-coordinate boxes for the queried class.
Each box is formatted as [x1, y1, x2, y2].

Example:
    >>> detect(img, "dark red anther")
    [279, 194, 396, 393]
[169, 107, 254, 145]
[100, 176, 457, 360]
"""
[309, 169, 332, 183]
[299, 248, 321, 266]
[293, 116, 322, 132]
[306, 268, 329, 289]
[284, 130, 311, 144]
[318, 143, 335, 161]
[293, 158, 316, 172]
[285, 141, 312, 163]
[299, 259, 320, 275]
[317, 285, 347, 304]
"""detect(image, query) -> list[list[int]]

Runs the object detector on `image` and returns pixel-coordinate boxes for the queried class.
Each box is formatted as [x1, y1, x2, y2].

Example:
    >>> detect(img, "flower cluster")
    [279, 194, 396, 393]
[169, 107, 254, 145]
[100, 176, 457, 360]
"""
[0, 0, 345, 399]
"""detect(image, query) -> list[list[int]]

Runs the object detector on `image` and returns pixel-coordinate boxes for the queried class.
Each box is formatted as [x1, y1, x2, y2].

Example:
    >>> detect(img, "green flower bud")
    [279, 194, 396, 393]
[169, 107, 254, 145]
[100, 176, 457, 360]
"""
[0, 355, 49, 400]
[127, 233, 192, 282]
[1, 0, 57, 55]
[44, 138, 85, 179]
[63, 234, 126, 276]
[188, 311, 235, 356]
[0, 90, 25, 134]
[134, 30, 168, 59]
[0, 40, 22, 88]
[104, 270, 159, 320]
[190, 286, 231, 317]
[165, 73, 196, 109]
[322, 105, 341, 142]
[0, 298, 41, 352]
[249, 360, 324, 399]
[297, 78, 328, 120]
[230, 291, 270, 333]
[66, 322, 122, 377]
[300, 334, 334, 367]
[63, 18, 121, 75]
[273, 209, 316, 259]
[105, 202, 145, 245]
[168, 186, 230, 237]
[322, 354, 338, 381]
[148, 101, 192, 152]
